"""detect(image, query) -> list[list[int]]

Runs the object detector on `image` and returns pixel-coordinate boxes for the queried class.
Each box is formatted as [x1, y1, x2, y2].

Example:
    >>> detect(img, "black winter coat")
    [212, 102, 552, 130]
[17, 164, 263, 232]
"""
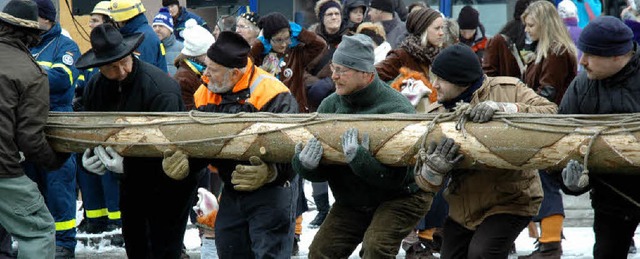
[83, 57, 185, 177]
[559, 46, 640, 218]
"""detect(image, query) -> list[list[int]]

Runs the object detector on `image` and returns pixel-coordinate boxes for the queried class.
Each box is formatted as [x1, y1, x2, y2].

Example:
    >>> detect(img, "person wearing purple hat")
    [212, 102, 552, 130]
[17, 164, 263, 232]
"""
[0, 0, 71, 258]
[26, 0, 81, 257]
[560, 15, 640, 259]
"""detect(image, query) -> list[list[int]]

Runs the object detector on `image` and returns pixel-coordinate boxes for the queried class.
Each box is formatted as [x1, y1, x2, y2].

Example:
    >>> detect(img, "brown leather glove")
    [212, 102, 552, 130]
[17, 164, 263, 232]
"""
[162, 149, 190, 180]
[414, 138, 464, 192]
[231, 156, 277, 191]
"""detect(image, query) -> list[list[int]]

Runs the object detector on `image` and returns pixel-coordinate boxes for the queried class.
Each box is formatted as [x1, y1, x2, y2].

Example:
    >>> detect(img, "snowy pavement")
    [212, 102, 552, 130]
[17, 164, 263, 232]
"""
[72, 181, 640, 258]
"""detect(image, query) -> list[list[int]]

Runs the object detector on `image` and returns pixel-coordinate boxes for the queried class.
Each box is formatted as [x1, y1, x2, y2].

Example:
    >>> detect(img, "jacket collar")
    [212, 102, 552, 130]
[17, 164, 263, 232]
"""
[440, 76, 485, 109]
[380, 16, 400, 34]
[39, 22, 61, 45]
[176, 7, 188, 23]
[162, 33, 177, 47]
[119, 14, 148, 35]
[602, 43, 640, 87]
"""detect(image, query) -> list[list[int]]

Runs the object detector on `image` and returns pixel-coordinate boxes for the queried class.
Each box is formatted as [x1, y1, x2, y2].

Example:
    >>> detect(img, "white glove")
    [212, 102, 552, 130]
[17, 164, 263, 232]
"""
[400, 79, 432, 107]
[82, 148, 107, 175]
[94, 146, 124, 174]
[18, 151, 25, 163]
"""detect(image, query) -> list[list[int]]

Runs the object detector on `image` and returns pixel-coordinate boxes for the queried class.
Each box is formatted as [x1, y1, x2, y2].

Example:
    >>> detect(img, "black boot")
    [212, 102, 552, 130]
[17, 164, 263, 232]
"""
[518, 241, 562, 259]
[309, 193, 330, 229]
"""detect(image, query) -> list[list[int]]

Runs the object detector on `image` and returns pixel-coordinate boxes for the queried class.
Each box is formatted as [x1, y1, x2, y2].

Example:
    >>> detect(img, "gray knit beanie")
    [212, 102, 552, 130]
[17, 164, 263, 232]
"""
[332, 34, 375, 73]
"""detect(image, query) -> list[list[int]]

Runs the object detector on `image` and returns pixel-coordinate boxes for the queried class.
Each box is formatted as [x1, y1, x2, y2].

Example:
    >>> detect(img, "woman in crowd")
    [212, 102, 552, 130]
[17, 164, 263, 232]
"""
[250, 12, 326, 112]
[518, 2, 578, 258]
[376, 7, 444, 112]
[482, 0, 534, 78]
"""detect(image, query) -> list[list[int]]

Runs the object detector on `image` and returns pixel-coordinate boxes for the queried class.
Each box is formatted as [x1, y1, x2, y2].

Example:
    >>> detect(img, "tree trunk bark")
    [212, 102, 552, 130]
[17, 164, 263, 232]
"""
[45, 112, 640, 173]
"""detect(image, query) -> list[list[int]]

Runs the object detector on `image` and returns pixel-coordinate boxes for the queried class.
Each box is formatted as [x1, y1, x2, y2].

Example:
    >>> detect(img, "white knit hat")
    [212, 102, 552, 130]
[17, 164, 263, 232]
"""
[181, 19, 215, 56]
[558, 0, 578, 20]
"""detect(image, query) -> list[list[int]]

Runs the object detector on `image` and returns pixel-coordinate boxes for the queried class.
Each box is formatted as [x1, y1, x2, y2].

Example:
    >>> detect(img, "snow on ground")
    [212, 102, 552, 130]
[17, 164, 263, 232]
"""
[73, 181, 640, 258]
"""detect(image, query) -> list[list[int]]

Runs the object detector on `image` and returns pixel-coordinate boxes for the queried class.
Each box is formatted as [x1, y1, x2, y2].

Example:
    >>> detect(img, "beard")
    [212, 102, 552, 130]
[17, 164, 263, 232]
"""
[206, 71, 234, 94]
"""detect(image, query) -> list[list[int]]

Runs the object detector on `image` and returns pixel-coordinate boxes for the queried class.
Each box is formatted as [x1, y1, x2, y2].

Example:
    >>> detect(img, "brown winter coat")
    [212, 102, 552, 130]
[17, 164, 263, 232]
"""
[173, 58, 203, 110]
[427, 76, 556, 230]
[483, 34, 523, 78]
[376, 48, 429, 82]
[523, 46, 577, 105]
[375, 48, 437, 110]
[250, 29, 326, 112]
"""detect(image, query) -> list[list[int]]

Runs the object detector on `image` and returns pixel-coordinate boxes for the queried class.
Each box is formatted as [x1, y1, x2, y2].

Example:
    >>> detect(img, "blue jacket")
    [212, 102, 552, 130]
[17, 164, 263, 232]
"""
[119, 14, 168, 72]
[30, 23, 80, 112]
[174, 7, 209, 42]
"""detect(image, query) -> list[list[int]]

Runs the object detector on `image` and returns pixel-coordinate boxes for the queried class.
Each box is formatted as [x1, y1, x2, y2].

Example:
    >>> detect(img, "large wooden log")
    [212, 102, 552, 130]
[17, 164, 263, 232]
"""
[45, 111, 640, 173]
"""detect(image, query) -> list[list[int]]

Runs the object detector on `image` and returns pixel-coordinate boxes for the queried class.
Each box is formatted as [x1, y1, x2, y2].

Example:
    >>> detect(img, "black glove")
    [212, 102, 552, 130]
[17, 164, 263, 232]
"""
[415, 138, 464, 191]
[538, 85, 556, 103]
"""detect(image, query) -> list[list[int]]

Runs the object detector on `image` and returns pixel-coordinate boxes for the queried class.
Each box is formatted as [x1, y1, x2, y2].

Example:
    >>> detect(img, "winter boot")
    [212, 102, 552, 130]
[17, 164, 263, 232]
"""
[518, 241, 562, 259]
[54, 246, 75, 259]
[292, 234, 300, 256]
[309, 193, 330, 229]
[76, 219, 108, 234]
[630, 239, 637, 254]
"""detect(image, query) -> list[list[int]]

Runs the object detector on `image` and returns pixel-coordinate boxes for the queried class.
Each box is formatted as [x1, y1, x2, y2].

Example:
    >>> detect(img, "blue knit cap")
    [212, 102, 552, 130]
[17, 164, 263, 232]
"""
[578, 16, 633, 57]
[152, 7, 174, 32]
[34, 0, 55, 22]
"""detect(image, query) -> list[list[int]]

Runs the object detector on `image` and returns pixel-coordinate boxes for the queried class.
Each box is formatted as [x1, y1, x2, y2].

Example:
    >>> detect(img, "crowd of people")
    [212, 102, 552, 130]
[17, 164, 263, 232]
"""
[0, 0, 638, 258]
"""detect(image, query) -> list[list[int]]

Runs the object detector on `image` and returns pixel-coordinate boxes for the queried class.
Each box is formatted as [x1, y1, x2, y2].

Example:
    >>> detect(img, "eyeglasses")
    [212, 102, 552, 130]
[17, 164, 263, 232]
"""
[270, 37, 291, 46]
[330, 64, 354, 76]
[236, 24, 251, 30]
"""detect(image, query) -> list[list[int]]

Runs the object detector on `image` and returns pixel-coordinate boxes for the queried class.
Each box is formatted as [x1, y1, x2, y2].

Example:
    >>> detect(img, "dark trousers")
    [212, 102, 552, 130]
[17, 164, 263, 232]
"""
[120, 167, 198, 259]
[309, 191, 433, 259]
[77, 162, 121, 225]
[0, 227, 15, 259]
[417, 183, 449, 230]
[593, 210, 639, 259]
[533, 170, 564, 221]
[440, 214, 530, 259]
[215, 180, 296, 259]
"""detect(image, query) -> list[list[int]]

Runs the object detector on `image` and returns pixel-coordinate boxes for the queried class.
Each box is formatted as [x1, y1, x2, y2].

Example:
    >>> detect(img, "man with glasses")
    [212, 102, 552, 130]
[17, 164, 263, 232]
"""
[292, 34, 431, 258]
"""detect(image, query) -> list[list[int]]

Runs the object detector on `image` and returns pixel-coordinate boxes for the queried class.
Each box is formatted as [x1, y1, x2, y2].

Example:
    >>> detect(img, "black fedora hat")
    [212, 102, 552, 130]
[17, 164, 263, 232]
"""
[76, 24, 144, 69]
[0, 0, 41, 30]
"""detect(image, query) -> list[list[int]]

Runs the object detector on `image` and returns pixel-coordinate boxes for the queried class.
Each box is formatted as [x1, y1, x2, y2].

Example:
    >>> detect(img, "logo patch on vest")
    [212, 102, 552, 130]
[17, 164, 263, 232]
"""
[62, 54, 74, 66]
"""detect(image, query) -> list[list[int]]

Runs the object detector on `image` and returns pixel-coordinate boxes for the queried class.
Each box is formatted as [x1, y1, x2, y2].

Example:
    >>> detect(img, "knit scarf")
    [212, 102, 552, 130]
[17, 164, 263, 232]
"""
[400, 35, 440, 65]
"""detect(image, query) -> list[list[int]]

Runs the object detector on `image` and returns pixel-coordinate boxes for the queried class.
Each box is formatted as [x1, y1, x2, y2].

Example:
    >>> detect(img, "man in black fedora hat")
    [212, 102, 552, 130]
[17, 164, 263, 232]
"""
[0, 0, 71, 258]
[76, 23, 199, 258]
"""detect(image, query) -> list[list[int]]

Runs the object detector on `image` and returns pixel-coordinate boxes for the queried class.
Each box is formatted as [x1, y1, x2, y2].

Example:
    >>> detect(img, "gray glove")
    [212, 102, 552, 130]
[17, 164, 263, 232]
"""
[468, 101, 518, 123]
[295, 137, 323, 170]
[94, 146, 124, 174]
[341, 128, 370, 163]
[416, 138, 464, 190]
[562, 159, 589, 192]
[82, 148, 106, 175]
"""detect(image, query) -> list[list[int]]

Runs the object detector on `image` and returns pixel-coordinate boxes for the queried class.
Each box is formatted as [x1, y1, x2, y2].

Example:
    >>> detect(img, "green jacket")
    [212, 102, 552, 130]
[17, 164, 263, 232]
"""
[292, 76, 418, 207]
